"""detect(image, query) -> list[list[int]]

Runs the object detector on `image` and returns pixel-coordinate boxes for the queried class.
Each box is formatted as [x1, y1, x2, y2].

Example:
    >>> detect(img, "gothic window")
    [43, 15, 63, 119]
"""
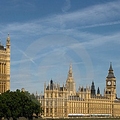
[50, 101, 52, 106]
[50, 108, 52, 113]
[0, 63, 1, 73]
[55, 101, 57, 106]
[46, 108, 48, 113]
[4, 63, 6, 73]
[51, 93, 52, 98]
[55, 108, 57, 113]
[46, 101, 48, 106]
[46, 93, 49, 98]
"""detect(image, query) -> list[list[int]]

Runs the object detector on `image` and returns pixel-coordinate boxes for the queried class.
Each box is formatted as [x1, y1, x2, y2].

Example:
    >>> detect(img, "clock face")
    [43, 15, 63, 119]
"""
[107, 81, 111, 85]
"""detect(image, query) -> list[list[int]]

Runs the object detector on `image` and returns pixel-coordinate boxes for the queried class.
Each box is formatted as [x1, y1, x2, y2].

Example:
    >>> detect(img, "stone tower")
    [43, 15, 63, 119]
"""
[105, 63, 116, 100]
[0, 34, 10, 93]
[66, 64, 76, 95]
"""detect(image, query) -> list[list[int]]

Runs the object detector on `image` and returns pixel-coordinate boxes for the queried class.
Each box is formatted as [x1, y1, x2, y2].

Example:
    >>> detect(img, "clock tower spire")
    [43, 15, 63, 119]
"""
[105, 63, 116, 100]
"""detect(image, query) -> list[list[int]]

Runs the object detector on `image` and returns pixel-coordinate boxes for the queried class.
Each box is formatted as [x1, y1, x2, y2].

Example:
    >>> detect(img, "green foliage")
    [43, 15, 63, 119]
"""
[0, 90, 42, 120]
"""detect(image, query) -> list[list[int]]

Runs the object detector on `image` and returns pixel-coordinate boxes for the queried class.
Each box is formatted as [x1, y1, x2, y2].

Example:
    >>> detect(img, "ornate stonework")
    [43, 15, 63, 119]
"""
[38, 64, 120, 118]
[0, 34, 10, 93]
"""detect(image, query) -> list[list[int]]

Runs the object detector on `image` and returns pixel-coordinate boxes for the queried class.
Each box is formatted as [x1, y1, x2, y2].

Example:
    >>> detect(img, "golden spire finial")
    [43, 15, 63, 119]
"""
[7, 33, 10, 41]
[68, 63, 73, 78]
[69, 63, 72, 72]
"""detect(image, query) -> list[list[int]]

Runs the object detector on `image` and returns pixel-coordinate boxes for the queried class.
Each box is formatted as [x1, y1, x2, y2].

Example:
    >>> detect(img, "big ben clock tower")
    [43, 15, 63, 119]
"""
[105, 63, 116, 100]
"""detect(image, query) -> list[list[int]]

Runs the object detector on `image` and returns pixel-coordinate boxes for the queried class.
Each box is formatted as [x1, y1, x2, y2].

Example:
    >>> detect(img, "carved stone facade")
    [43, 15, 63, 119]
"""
[38, 64, 120, 118]
[0, 34, 10, 94]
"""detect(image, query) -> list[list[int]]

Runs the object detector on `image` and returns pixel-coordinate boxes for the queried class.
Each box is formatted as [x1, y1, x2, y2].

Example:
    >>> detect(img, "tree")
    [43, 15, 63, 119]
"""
[0, 90, 12, 120]
[0, 90, 42, 120]
[22, 91, 41, 120]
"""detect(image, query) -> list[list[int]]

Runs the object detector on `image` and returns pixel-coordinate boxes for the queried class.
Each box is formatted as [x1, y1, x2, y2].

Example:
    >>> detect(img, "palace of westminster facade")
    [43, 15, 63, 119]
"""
[38, 62, 120, 118]
[1, 35, 120, 118]
[38, 63, 120, 118]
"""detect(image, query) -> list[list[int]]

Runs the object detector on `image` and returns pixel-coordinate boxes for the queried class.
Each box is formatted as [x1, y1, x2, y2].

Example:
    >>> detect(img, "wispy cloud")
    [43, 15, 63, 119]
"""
[79, 21, 120, 29]
[46, 0, 120, 28]
[1, 1, 120, 36]
[62, 0, 71, 13]
[81, 32, 120, 48]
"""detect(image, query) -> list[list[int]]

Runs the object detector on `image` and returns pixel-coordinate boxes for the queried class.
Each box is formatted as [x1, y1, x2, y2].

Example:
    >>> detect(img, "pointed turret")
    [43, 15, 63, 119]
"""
[50, 79, 54, 90]
[109, 62, 113, 70]
[68, 64, 73, 78]
[91, 81, 96, 96]
[97, 87, 100, 94]
[66, 64, 74, 82]
[44, 82, 46, 91]
[5, 34, 10, 91]
[6, 33, 10, 48]
[66, 64, 76, 95]
[107, 62, 115, 78]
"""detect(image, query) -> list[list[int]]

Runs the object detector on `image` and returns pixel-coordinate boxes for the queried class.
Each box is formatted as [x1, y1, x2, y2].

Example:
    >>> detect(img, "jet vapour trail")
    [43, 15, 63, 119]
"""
[12, 44, 37, 65]
[19, 49, 37, 65]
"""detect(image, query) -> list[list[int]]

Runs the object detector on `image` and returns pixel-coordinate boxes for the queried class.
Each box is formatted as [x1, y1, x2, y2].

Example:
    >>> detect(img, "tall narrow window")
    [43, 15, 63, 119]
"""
[4, 63, 6, 74]
[0, 63, 1, 74]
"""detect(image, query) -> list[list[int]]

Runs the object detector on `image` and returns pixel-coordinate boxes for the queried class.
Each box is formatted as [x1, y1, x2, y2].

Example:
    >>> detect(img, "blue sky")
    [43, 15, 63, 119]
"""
[0, 0, 120, 96]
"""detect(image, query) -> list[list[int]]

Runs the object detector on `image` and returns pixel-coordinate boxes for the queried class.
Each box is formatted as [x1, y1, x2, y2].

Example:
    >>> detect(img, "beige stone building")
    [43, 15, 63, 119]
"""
[38, 63, 120, 118]
[0, 34, 10, 94]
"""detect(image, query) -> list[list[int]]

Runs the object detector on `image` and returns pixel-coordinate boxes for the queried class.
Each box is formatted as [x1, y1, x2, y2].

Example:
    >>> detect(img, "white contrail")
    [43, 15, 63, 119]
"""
[18, 49, 37, 65]
[80, 21, 120, 29]
[12, 44, 37, 65]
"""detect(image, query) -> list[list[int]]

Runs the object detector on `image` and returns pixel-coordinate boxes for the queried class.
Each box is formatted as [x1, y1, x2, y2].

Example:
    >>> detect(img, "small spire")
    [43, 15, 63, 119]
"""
[7, 33, 10, 41]
[91, 81, 96, 96]
[69, 63, 72, 71]
[50, 79, 53, 84]
[107, 62, 115, 78]
[97, 87, 100, 94]
[68, 63, 73, 77]
[109, 62, 113, 71]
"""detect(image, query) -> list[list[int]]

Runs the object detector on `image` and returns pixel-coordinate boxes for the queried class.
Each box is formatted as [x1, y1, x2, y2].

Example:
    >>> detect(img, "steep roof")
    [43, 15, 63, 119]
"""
[0, 44, 5, 50]
[107, 62, 115, 78]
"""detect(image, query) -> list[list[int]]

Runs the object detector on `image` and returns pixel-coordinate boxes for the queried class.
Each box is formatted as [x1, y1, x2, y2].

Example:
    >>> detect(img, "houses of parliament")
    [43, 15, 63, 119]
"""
[1, 34, 120, 118]
[38, 63, 120, 118]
